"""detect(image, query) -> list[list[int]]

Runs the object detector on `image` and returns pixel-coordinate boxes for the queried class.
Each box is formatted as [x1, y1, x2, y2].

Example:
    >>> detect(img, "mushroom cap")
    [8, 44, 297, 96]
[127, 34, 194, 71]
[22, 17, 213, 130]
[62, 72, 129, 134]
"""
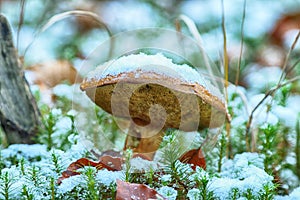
[80, 54, 228, 131]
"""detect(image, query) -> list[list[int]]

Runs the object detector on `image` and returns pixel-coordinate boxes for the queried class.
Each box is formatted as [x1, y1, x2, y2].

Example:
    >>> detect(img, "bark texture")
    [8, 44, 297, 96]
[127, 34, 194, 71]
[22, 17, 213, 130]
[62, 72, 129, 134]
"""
[0, 14, 40, 144]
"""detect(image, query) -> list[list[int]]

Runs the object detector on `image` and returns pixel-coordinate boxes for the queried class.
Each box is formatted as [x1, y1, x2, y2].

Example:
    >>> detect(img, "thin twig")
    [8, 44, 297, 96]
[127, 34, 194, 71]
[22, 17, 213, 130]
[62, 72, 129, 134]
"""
[278, 29, 300, 83]
[221, 0, 232, 156]
[17, 0, 26, 50]
[285, 57, 300, 78]
[245, 29, 300, 142]
[23, 10, 113, 60]
[246, 75, 300, 138]
[235, 0, 247, 86]
[221, 0, 229, 91]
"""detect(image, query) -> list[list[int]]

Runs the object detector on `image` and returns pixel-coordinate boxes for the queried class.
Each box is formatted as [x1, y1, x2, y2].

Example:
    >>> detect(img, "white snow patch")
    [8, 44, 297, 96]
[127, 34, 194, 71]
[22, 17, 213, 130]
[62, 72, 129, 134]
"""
[129, 157, 159, 172]
[52, 83, 93, 108]
[187, 188, 201, 200]
[160, 174, 172, 184]
[85, 53, 224, 101]
[276, 187, 300, 200]
[209, 153, 273, 199]
[244, 65, 283, 92]
[95, 169, 124, 186]
[157, 186, 177, 200]
[1, 144, 48, 160]
[248, 94, 279, 125]
[58, 175, 85, 193]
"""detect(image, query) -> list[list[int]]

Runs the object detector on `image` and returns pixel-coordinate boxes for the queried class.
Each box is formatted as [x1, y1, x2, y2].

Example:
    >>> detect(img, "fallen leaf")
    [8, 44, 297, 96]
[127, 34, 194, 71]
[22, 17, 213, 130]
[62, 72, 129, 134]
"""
[100, 155, 123, 171]
[116, 180, 166, 200]
[270, 11, 300, 46]
[26, 60, 82, 88]
[179, 148, 206, 170]
[57, 156, 123, 184]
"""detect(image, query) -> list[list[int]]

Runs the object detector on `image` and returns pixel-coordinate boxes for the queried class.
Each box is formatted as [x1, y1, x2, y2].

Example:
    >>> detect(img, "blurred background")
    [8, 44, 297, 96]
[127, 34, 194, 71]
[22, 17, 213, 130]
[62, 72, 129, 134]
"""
[0, 0, 299, 88]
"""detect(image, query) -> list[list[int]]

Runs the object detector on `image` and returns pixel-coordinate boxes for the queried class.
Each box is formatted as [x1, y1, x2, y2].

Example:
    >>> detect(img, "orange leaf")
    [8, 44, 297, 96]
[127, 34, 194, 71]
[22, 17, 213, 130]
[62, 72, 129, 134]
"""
[99, 155, 123, 171]
[116, 180, 166, 200]
[179, 148, 206, 170]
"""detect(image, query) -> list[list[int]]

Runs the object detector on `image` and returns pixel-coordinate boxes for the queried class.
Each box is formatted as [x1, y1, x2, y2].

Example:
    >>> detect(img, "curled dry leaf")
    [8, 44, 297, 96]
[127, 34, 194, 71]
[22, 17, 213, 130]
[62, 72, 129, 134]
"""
[26, 60, 82, 88]
[116, 180, 166, 200]
[179, 148, 206, 170]
[57, 156, 123, 184]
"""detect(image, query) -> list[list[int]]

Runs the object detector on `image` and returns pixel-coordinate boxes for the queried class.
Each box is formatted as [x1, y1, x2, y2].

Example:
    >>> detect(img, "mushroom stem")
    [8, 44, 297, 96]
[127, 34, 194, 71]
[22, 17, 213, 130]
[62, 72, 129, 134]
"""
[124, 122, 165, 160]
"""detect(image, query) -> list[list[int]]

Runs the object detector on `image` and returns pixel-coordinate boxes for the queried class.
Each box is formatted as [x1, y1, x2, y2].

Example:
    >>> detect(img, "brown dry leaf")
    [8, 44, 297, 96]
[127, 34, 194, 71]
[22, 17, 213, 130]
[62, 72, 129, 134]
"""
[116, 180, 166, 200]
[270, 11, 300, 46]
[57, 156, 123, 184]
[179, 148, 206, 170]
[26, 60, 82, 88]
[100, 155, 123, 171]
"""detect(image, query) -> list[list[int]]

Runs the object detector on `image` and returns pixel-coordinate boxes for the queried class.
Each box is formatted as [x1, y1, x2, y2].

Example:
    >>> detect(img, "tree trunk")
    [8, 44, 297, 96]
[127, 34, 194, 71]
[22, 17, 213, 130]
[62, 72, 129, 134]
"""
[0, 14, 41, 144]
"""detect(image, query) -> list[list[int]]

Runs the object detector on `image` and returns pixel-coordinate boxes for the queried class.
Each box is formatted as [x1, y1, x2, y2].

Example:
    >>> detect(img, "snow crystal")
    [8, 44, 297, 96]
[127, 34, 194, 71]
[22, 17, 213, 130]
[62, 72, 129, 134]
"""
[95, 169, 124, 186]
[209, 177, 240, 199]
[248, 94, 279, 125]
[289, 187, 300, 199]
[54, 116, 72, 133]
[272, 105, 298, 127]
[160, 174, 172, 184]
[0, 166, 23, 199]
[85, 53, 224, 100]
[244, 65, 283, 93]
[189, 166, 210, 183]
[271, 94, 300, 128]
[209, 153, 274, 199]
[129, 157, 158, 172]
[51, 108, 62, 116]
[221, 152, 265, 177]
[66, 142, 90, 160]
[280, 169, 299, 191]
[58, 175, 85, 193]
[1, 144, 48, 160]
[53, 83, 93, 108]
[157, 186, 177, 200]
[187, 188, 201, 200]
[52, 84, 74, 100]
[276, 187, 300, 200]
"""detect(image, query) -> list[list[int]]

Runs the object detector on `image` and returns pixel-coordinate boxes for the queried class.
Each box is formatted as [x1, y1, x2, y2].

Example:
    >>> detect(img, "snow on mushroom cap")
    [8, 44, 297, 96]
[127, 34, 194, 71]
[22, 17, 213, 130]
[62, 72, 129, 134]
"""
[84, 53, 224, 101]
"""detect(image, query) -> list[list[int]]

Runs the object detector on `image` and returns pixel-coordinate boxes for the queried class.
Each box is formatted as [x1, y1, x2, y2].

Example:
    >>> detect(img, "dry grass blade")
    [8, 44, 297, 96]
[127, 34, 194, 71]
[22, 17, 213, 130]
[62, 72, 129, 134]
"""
[278, 29, 300, 83]
[221, 0, 228, 91]
[235, 0, 247, 86]
[246, 75, 300, 142]
[176, 14, 218, 88]
[23, 10, 113, 59]
[17, 0, 26, 50]
[286, 58, 300, 77]
[245, 27, 300, 150]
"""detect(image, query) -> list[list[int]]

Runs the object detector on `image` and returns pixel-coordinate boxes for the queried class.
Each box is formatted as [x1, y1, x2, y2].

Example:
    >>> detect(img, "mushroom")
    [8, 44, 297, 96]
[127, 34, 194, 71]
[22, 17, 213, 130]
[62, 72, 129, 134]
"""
[80, 53, 229, 159]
